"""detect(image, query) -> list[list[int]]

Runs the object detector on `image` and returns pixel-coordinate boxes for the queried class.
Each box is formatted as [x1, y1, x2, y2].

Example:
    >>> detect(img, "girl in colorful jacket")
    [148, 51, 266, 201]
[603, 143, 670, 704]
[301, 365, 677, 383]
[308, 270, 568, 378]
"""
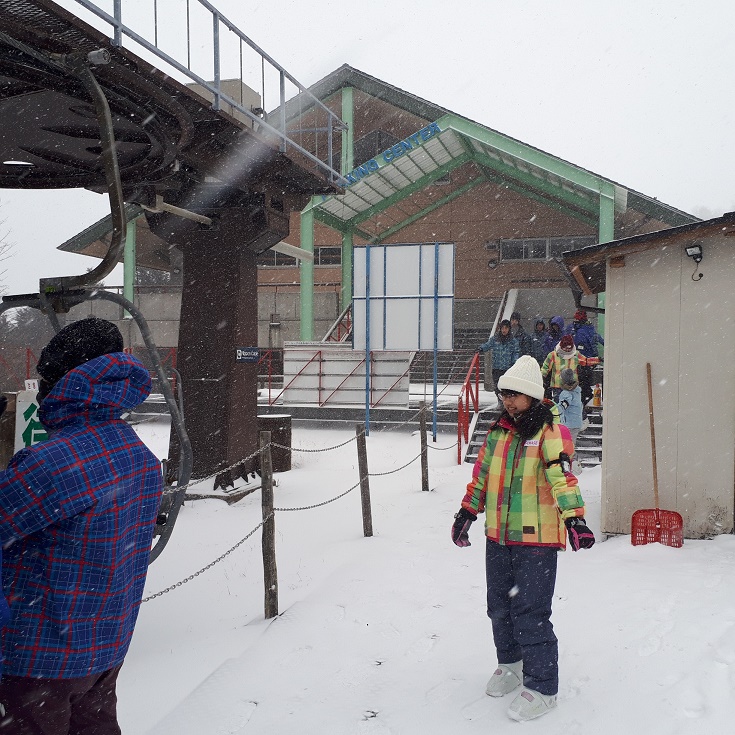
[541, 335, 599, 398]
[451, 355, 594, 722]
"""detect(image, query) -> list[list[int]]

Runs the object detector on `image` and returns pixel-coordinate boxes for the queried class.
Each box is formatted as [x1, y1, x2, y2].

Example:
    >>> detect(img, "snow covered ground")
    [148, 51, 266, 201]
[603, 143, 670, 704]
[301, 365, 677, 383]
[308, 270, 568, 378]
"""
[123, 419, 735, 734]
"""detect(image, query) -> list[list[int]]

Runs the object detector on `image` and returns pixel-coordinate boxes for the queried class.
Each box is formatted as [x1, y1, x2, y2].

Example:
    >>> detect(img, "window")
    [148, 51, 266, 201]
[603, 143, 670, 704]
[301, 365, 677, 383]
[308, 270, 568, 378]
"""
[500, 238, 547, 261]
[499, 236, 596, 262]
[316, 247, 341, 266]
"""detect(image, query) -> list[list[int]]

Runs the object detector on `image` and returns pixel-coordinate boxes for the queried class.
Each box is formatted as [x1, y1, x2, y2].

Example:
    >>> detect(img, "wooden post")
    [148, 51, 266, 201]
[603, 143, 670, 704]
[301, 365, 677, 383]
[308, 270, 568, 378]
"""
[356, 424, 373, 537]
[260, 430, 278, 618]
[419, 400, 429, 492]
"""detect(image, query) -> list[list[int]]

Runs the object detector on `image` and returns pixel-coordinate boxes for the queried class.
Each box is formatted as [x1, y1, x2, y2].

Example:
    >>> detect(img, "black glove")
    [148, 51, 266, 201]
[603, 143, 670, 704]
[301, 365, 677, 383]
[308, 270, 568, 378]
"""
[451, 508, 477, 547]
[565, 517, 595, 551]
[0, 395, 7, 419]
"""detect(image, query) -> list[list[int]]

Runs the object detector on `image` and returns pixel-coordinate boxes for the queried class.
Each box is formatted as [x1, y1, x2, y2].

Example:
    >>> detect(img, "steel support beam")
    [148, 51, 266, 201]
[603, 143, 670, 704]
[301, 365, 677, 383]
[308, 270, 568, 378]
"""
[340, 87, 354, 308]
[371, 178, 481, 244]
[123, 218, 136, 318]
[300, 204, 315, 341]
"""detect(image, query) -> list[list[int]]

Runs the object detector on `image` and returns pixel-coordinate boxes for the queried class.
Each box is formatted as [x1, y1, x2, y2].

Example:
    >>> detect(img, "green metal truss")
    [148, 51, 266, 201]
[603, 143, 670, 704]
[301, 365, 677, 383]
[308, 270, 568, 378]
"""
[300, 106, 620, 338]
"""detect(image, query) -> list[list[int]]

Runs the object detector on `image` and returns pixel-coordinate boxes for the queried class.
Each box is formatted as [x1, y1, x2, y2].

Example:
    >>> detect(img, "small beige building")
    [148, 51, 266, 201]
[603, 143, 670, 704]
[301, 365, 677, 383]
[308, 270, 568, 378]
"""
[564, 213, 735, 538]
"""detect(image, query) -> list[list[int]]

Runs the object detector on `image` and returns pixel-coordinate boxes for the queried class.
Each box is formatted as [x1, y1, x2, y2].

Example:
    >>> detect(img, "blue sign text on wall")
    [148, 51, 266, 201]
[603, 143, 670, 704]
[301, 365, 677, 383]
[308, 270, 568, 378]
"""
[236, 347, 260, 363]
[344, 122, 442, 187]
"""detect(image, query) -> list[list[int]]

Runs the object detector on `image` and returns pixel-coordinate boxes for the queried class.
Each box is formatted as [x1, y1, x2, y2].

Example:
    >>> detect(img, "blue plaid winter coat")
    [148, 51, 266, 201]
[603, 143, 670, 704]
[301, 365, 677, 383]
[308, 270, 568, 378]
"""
[0, 353, 163, 678]
[478, 335, 520, 370]
[0, 549, 8, 678]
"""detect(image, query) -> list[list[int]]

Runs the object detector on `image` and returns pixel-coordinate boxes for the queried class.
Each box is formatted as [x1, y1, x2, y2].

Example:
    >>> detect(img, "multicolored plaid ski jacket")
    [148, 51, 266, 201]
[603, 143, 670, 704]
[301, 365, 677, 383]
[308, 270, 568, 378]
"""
[462, 409, 585, 548]
[541, 349, 600, 388]
[0, 353, 163, 678]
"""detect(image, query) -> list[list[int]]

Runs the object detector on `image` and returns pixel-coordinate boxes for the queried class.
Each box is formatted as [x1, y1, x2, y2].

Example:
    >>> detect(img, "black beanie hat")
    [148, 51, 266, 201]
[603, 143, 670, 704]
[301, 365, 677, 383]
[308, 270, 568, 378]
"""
[37, 317, 124, 389]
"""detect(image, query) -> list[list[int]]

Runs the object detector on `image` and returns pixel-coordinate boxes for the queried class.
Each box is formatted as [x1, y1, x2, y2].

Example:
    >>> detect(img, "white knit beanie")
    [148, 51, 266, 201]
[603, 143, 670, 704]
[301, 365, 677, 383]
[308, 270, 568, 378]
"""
[497, 355, 545, 400]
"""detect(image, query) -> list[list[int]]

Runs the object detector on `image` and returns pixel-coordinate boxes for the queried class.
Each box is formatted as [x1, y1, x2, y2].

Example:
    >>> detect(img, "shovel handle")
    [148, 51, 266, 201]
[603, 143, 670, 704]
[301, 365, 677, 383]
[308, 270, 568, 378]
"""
[646, 363, 660, 509]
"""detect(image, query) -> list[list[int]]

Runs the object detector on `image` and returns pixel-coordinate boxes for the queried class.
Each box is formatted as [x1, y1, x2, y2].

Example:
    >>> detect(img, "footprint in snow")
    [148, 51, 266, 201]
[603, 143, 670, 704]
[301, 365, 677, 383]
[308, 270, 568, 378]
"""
[406, 633, 439, 660]
[461, 695, 496, 721]
[425, 677, 463, 702]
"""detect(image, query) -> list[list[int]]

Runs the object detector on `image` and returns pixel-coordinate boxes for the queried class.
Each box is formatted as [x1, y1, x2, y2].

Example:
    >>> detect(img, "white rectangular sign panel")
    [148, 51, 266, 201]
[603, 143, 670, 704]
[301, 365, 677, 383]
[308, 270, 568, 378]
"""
[353, 242, 455, 351]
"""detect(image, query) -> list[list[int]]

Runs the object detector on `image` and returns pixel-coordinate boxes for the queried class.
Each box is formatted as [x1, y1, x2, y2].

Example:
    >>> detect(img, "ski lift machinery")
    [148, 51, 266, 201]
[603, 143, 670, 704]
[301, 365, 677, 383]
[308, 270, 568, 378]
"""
[0, 48, 192, 563]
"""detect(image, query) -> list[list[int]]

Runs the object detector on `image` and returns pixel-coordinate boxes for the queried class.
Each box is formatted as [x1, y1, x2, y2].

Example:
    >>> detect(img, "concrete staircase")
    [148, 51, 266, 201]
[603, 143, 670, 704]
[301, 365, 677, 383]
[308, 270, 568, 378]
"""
[463, 389, 604, 469]
[409, 326, 490, 385]
[574, 406, 603, 468]
[464, 408, 502, 465]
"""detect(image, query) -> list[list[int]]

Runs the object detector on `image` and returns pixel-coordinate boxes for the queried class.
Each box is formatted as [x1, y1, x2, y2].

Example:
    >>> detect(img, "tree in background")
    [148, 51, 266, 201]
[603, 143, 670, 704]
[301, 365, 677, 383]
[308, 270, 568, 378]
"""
[0, 200, 14, 296]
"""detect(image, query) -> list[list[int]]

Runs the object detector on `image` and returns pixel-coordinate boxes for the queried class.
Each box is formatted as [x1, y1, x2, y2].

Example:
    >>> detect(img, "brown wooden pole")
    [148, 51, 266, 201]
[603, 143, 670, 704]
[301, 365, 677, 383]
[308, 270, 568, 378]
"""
[645, 363, 660, 510]
[419, 400, 429, 492]
[356, 424, 373, 537]
[260, 430, 278, 618]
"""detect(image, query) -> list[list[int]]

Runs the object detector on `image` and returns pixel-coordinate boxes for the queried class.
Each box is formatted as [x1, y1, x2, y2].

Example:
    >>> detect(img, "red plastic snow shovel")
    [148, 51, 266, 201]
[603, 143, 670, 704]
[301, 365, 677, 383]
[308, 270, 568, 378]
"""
[631, 363, 684, 547]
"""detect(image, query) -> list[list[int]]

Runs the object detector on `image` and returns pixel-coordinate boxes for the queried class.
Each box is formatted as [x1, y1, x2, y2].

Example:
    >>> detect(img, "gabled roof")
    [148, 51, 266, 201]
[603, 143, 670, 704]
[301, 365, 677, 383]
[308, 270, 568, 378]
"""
[562, 211, 735, 295]
[292, 65, 698, 240]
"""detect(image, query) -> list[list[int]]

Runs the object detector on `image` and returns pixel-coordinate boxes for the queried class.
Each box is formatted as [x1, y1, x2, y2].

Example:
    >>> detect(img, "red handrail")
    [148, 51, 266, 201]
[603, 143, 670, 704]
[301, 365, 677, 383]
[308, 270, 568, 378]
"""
[457, 352, 481, 464]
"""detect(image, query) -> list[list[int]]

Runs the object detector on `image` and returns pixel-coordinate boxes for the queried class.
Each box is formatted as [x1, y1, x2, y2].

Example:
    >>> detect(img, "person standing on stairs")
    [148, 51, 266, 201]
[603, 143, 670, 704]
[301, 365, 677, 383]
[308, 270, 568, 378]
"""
[565, 309, 604, 407]
[478, 320, 519, 398]
[450, 356, 595, 722]
[510, 312, 532, 357]
[529, 320, 548, 366]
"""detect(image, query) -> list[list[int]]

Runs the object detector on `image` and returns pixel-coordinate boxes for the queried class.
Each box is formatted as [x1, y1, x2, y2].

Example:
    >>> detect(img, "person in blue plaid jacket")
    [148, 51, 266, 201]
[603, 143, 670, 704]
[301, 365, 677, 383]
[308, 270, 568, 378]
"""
[0, 318, 163, 734]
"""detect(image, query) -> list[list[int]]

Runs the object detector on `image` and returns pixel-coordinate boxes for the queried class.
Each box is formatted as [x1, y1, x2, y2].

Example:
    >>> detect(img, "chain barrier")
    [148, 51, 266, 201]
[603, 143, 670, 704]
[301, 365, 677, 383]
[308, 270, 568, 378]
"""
[368, 451, 422, 476]
[170, 445, 264, 496]
[141, 514, 272, 602]
[428, 441, 459, 451]
[143, 427, 452, 599]
[272, 431, 361, 454]
[273, 479, 362, 511]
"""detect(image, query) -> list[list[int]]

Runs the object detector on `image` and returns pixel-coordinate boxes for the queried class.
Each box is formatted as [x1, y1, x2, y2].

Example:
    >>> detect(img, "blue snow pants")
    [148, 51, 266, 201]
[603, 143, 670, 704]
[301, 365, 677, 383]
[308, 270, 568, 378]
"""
[485, 539, 559, 695]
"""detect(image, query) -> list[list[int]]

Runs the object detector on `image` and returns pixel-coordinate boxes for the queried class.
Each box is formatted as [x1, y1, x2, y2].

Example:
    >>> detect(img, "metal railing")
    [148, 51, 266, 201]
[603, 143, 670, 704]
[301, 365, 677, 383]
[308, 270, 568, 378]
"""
[70, 0, 347, 183]
[457, 352, 480, 464]
[321, 303, 352, 343]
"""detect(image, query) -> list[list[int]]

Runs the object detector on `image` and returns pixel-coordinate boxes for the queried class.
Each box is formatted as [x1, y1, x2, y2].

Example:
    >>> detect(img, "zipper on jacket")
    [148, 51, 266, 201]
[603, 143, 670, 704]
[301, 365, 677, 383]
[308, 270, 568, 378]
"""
[501, 431, 523, 542]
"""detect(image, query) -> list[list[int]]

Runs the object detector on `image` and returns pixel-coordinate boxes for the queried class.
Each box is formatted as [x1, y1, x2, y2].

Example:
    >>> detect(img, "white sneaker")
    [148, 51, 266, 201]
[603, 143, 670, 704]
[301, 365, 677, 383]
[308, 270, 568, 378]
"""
[507, 687, 557, 721]
[485, 661, 523, 697]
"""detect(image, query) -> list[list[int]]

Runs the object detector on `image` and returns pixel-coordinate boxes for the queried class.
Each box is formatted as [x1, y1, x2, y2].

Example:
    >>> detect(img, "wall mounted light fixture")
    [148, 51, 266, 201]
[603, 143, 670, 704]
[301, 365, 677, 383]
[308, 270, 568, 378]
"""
[685, 241, 704, 281]
[685, 243, 703, 263]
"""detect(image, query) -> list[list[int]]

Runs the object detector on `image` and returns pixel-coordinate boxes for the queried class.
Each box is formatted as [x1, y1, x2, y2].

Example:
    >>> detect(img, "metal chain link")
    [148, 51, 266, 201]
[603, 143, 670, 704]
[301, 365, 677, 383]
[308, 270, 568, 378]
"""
[368, 451, 422, 476]
[140, 513, 273, 602]
[273, 480, 362, 511]
[177, 445, 264, 494]
[428, 441, 459, 451]
[271, 432, 361, 454]
[142, 430, 449, 599]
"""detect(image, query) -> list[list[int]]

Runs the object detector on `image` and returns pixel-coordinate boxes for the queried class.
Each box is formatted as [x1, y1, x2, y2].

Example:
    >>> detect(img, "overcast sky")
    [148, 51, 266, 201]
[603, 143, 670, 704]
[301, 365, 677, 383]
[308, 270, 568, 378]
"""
[2, 0, 733, 295]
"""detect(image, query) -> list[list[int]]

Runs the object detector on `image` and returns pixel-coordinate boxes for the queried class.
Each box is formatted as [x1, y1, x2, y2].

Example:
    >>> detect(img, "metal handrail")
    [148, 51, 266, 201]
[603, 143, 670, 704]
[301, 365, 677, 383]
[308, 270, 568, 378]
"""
[457, 352, 480, 465]
[321, 303, 352, 343]
[72, 0, 347, 184]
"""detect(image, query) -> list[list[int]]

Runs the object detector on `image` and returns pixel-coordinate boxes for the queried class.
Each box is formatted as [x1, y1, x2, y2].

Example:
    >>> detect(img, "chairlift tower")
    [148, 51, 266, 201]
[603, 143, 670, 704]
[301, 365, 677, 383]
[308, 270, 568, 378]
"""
[0, 0, 344, 480]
